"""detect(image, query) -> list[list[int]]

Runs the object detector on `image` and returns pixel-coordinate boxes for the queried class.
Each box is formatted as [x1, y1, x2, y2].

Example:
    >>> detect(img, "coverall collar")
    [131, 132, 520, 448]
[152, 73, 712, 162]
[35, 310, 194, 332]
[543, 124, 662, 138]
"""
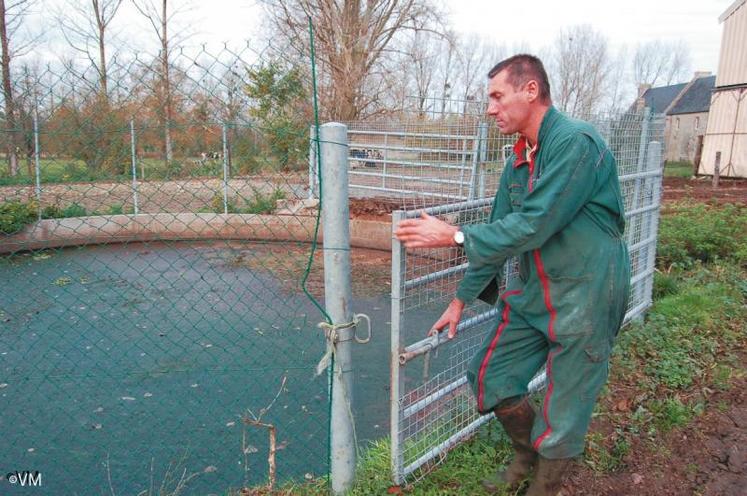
[512, 105, 560, 168]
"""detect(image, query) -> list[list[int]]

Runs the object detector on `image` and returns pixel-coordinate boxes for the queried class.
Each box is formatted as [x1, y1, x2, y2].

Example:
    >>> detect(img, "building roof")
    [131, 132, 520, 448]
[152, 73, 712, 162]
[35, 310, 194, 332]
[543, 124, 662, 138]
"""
[719, 0, 746, 23]
[641, 83, 688, 114]
[668, 75, 717, 115]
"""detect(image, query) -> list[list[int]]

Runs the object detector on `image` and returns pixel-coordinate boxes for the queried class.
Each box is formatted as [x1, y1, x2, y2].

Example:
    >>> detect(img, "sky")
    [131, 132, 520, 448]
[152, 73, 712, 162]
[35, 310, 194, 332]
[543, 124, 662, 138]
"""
[31, 0, 736, 76]
[447, 0, 734, 74]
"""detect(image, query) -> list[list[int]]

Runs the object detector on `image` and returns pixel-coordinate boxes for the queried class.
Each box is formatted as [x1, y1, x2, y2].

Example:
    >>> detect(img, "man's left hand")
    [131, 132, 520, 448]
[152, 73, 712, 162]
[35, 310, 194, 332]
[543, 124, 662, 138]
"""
[394, 211, 459, 249]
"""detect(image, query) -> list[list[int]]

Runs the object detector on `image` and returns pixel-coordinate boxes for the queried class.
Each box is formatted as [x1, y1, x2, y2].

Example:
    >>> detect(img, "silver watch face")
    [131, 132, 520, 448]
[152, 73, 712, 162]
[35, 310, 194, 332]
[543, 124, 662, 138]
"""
[454, 230, 465, 245]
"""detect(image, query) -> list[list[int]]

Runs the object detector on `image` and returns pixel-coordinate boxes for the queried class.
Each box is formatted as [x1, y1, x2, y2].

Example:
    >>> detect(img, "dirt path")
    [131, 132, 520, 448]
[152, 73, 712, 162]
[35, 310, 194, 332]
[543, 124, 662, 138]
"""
[563, 371, 746, 496]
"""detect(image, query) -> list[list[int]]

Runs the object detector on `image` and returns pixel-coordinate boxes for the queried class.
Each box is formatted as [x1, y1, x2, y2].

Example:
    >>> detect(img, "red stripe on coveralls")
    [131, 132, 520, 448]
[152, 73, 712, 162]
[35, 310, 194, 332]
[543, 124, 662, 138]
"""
[477, 290, 522, 412]
[532, 249, 559, 450]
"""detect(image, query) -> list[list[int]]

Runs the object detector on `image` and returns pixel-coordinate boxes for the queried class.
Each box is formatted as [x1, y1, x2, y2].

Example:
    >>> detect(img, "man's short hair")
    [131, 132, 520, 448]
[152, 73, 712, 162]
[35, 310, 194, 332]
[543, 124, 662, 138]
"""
[488, 54, 551, 103]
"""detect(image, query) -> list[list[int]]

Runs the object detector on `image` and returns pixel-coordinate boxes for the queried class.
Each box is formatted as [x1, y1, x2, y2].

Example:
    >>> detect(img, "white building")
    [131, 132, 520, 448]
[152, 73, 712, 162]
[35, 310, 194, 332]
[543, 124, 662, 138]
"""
[700, 0, 747, 178]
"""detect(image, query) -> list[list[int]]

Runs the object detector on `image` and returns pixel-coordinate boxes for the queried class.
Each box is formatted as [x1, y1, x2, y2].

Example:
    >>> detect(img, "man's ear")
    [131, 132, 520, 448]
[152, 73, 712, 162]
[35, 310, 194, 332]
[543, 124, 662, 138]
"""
[525, 80, 539, 103]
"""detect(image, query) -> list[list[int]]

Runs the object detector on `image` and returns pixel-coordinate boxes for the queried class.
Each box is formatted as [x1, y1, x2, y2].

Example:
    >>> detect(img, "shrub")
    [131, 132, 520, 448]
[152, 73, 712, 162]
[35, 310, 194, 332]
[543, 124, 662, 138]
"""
[104, 204, 133, 215]
[0, 201, 36, 234]
[243, 188, 286, 214]
[41, 205, 63, 219]
[652, 271, 680, 300]
[61, 203, 87, 218]
[209, 193, 239, 214]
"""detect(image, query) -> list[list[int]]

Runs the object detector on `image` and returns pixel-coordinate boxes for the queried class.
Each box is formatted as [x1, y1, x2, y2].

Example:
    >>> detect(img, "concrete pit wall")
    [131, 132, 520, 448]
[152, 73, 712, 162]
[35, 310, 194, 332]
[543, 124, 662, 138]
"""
[0, 213, 393, 254]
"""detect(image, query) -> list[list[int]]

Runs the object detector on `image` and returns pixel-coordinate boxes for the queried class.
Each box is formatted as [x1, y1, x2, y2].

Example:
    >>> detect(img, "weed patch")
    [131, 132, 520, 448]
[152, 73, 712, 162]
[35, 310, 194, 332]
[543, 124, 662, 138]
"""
[0, 201, 36, 234]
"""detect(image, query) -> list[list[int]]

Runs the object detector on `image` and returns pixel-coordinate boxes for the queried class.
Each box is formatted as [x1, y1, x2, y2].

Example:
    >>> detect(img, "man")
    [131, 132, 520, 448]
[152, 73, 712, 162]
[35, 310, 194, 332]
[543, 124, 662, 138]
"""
[395, 54, 630, 495]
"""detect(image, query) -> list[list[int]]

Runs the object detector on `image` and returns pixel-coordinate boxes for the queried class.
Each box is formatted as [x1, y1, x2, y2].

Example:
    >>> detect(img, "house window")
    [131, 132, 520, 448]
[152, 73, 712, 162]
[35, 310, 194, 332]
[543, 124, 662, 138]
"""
[675, 118, 680, 132]
[694, 116, 700, 131]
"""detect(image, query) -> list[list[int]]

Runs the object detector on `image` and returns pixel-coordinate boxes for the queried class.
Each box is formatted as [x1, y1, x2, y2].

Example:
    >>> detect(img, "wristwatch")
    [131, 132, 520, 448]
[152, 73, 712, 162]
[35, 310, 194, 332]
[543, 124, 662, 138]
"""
[454, 229, 464, 246]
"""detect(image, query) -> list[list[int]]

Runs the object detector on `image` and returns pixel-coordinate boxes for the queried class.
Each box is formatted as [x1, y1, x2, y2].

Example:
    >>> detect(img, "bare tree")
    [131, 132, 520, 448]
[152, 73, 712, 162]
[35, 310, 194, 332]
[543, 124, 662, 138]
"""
[404, 27, 450, 115]
[455, 34, 505, 114]
[56, 0, 124, 98]
[595, 45, 631, 114]
[633, 40, 691, 87]
[133, 0, 191, 164]
[549, 25, 610, 116]
[0, 0, 36, 176]
[259, 0, 443, 121]
[436, 28, 458, 114]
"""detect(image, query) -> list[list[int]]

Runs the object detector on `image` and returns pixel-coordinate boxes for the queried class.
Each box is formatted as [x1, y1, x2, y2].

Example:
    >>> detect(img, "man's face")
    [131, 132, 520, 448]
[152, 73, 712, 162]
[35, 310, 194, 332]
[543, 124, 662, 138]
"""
[486, 70, 531, 135]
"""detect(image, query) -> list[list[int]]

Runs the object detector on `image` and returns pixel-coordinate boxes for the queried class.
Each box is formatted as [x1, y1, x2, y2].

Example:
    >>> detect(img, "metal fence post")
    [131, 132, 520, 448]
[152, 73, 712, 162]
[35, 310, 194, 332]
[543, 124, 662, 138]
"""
[390, 210, 406, 485]
[467, 124, 482, 200]
[629, 108, 650, 308]
[320, 122, 356, 494]
[712, 151, 721, 188]
[222, 123, 229, 214]
[643, 141, 662, 308]
[130, 118, 139, 215]
[382, 132, 388, 189]
[33, 113, 42, 219]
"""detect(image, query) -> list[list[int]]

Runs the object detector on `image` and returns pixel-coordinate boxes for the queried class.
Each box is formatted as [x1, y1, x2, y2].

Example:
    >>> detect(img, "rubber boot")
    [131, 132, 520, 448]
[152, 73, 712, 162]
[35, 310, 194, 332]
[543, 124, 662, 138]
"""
[481, 396, 537, 493]
[525, 456, 572, 496]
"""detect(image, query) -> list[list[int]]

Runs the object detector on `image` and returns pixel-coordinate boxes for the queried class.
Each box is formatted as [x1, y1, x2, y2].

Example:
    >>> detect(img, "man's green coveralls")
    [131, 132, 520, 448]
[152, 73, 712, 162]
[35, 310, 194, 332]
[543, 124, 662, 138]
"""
[458, 106, 630, 459]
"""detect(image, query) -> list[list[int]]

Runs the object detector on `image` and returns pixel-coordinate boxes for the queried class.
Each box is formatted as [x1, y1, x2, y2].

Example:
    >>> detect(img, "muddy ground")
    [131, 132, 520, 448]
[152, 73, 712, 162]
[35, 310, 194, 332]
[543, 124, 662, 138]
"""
[561, 358, 746, 496]
[662, 176, 747, 205]
[347, 175, 747, 222]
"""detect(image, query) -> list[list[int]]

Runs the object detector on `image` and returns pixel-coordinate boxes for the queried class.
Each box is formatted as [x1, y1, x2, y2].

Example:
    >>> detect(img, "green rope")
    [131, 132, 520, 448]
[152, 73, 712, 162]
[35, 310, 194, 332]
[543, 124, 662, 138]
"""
[301, 16, 331, 326]
[304, 16, 336, 487]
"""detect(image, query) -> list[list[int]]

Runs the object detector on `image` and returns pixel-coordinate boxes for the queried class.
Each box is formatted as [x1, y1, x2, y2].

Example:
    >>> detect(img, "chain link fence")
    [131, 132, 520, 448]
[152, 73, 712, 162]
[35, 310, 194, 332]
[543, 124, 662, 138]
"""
[0, 35, 345, 494]
[383, 107, 666, 484]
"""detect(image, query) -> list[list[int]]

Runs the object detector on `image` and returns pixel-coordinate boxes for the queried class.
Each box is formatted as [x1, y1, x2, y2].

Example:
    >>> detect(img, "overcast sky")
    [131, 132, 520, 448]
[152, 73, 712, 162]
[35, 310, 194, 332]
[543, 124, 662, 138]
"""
[33, 0, 735, 76]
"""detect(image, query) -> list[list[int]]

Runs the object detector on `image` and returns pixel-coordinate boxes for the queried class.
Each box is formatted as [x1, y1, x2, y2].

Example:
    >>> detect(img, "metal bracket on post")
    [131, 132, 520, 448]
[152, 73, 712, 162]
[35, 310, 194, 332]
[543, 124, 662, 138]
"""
[319, 122, 356, 495]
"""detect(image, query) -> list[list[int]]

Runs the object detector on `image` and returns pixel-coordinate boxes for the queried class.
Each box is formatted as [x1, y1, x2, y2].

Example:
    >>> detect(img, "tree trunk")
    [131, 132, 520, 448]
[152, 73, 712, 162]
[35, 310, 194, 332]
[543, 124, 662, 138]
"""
[95, 0, 108, 97]
[0, 0, 18, 176]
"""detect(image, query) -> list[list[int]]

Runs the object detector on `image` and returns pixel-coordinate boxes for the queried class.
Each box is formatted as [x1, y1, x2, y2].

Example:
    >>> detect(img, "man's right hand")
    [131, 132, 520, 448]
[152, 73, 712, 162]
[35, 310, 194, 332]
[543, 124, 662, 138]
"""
[429, 298, 466, 340]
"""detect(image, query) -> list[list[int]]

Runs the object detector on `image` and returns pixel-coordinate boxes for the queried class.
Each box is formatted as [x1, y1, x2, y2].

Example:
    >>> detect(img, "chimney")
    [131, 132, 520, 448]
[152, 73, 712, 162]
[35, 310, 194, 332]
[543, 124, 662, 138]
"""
[638, 83, 652, 99]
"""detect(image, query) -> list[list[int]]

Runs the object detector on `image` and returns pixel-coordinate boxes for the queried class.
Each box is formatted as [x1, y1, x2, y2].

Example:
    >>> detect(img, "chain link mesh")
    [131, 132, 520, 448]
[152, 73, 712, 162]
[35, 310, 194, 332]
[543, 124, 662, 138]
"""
[0, 35, 337, 494]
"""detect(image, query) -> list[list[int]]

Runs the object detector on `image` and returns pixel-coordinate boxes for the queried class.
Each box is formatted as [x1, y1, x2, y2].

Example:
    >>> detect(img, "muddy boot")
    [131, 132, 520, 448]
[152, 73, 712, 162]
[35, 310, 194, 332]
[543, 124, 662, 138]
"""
[525, 456, 572, 496]
[481, 396, 537, 492]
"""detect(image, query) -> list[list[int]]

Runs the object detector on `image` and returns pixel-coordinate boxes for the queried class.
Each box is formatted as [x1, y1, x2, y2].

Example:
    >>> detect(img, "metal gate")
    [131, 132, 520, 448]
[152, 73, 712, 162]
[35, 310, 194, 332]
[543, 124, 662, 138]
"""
[387, 109, 666, 484]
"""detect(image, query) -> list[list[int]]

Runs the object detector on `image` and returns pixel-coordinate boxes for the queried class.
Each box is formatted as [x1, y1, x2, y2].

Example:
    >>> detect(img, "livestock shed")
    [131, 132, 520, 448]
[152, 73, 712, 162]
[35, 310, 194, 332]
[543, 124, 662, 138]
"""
[700, 0, 747, 178]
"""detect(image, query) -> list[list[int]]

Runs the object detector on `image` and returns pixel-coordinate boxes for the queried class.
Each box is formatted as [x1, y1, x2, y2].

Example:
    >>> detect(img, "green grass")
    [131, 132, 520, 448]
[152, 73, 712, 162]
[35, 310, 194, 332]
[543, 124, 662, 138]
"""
[0, 157, 227, 185]
[657, 202, 747, 270]
[0, 153, 301, 186]
[663, 161, 695, 178]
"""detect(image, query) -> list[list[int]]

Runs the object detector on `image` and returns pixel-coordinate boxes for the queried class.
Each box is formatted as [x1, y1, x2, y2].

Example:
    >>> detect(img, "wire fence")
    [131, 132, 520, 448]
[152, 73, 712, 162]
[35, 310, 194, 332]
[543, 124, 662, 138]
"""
[386, 108, 666, 484]
[0, 35, 340, 495]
